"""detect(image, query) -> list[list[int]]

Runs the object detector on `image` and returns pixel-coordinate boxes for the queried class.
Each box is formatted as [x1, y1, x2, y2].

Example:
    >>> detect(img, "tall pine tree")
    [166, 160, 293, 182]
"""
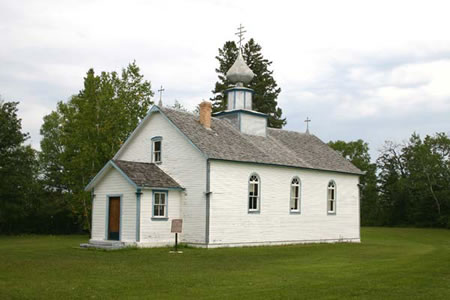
[211, 39, 286, 128]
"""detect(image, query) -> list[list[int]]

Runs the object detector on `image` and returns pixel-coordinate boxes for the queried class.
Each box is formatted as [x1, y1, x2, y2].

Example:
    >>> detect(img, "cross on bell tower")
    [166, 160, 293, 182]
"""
[305, 117, 311, 134]
[158, 85, 165, 106]
[235, 24, 246, 49]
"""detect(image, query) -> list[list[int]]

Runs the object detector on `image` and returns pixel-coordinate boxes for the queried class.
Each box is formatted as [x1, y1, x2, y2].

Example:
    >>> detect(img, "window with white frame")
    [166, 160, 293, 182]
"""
[248, 174, 260, 212]
[290, 177, 301, 212]
[153, 191, 167, 217]
[327, 181, 336, 214]
[152, 137, 162, 163]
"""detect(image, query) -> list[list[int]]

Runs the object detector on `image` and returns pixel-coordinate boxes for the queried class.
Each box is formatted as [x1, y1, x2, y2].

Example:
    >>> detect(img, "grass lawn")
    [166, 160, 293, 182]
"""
[0, 228, 449, 299]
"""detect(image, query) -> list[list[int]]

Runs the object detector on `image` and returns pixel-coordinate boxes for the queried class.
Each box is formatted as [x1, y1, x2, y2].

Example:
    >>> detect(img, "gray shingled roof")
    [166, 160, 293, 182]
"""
[160, 107, 363, 175]
[113, 160, 182, 189]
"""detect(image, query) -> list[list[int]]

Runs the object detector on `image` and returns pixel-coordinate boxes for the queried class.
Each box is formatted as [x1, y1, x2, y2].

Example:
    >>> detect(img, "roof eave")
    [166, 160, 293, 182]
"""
[84, 160, 138, 191]
[208, 158, 364, 176]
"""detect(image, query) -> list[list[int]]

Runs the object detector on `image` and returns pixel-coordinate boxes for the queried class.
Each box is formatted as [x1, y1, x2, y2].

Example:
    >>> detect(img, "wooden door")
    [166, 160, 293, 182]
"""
[108, 197, 120, 240]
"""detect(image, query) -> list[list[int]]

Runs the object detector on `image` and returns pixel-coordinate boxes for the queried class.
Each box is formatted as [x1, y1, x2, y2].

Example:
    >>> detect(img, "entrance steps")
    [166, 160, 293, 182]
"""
[80, 240, 125, 250]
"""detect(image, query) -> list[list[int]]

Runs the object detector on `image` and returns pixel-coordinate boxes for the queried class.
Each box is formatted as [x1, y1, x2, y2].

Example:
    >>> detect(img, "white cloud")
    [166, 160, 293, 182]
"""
[1, 0, 450, 155]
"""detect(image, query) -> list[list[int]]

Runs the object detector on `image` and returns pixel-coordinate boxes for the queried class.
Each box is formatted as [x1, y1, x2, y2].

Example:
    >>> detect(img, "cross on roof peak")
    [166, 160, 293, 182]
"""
[158, 85, 165, 106]
[305, 117, 311, 134]
[235, 24, 246, 49]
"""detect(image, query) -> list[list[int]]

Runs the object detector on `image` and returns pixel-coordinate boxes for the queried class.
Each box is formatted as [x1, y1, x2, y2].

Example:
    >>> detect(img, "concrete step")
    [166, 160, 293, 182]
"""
[80, 240, 125, 250]
[89, 240, 123, 246]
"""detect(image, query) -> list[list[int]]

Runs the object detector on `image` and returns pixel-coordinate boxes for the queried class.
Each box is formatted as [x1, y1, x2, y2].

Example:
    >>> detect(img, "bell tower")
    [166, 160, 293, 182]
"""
[224, 51, 255, 110]
[213, 26, 268, 137]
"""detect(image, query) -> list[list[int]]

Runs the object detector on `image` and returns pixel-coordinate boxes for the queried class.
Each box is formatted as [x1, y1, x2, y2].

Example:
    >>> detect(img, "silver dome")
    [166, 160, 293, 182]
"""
[226, 51, 255, 84]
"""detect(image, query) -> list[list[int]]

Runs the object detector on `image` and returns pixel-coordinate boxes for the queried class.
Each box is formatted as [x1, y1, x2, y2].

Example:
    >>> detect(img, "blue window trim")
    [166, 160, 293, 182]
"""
[152, 189, 169, 220]
[327, 180, 337, 215]
[105, 194, 123, 241]
[224, 86, 256, 94]
[289, 176, 301, 214]
[248, 173, 261, 214]
[151, 136, 163, 164]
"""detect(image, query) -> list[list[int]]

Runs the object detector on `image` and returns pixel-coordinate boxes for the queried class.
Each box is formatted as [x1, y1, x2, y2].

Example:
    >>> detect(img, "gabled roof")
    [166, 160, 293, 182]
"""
[159, 107, 363, 175]
[85, 160, 183, 191]
[112, 105, 363, 176]
[113, 160, 182, 189]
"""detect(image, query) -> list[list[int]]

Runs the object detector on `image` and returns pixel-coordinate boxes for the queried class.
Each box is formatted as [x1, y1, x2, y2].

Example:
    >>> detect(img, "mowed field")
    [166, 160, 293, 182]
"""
[0, 228, 449, 299]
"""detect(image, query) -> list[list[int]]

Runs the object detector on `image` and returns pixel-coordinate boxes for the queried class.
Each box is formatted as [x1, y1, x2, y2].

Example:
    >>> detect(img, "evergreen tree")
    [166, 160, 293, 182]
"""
[211, 39, 286, 128]
[172, 99, 188, 112]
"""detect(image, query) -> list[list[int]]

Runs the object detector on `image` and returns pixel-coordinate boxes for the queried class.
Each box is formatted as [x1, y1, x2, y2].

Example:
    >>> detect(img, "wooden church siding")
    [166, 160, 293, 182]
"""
[115, 111, 207, 244]
[91, 168, 137, 242]
[139, 189, 182, 246]
[208, 160, 360, 247]
[240, 112, 267, 137]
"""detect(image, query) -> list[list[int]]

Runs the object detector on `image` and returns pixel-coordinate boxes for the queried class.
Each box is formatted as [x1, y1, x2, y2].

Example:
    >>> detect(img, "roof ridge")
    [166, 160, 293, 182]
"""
[267, 127, 309, 136]
[159, 106, 363, 175]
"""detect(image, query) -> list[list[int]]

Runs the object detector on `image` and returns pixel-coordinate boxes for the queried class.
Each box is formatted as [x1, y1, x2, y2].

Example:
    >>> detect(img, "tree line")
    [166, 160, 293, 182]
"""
[1, 39, 449, 234]
[329, 135, 450, 228]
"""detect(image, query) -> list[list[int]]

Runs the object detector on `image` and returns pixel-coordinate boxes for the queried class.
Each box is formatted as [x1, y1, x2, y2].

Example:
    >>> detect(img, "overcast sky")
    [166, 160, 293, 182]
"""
[1, 0, 449, 159]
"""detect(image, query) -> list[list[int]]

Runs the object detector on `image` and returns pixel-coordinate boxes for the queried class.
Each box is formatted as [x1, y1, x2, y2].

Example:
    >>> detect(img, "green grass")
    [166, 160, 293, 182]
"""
[0, 228, 449, 299]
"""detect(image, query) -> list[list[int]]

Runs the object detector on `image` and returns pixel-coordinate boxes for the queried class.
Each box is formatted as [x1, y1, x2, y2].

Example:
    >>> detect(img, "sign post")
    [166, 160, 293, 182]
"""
[170, 219, 183, 253]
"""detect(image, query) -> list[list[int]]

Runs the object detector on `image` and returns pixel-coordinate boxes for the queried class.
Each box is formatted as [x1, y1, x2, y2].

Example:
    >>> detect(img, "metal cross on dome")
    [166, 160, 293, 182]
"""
[235, 24, 247, 49]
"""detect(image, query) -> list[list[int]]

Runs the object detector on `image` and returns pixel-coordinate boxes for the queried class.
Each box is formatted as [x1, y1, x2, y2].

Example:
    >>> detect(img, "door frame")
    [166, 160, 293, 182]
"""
[105, 194, 123, 241]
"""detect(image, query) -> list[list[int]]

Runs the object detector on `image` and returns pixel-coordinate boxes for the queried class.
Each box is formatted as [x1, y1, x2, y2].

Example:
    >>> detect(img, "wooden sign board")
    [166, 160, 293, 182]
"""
[171, 219, 183, 233]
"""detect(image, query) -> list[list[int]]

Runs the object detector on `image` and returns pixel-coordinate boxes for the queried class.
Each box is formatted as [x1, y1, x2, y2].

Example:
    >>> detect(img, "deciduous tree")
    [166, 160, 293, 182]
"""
[39, 62, 153, 230]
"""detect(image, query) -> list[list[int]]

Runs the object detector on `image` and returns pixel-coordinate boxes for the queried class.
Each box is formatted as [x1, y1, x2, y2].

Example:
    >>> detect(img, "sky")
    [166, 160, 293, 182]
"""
[1, 0, 449, 159]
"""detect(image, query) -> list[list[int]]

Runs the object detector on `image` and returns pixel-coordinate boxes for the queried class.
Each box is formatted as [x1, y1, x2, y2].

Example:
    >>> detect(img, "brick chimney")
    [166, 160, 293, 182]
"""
[199, 101, 212, 129]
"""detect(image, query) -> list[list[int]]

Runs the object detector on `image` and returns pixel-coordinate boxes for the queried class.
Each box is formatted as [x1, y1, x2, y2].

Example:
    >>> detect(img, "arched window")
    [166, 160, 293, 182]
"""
[290, 177, 301, 213]
[248, 174, 260, 212]
[327, 181, 336, 214]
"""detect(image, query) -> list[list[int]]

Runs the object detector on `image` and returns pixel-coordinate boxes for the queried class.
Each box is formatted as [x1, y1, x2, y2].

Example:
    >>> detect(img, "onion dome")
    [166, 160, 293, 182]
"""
[226, 51, 255, 86]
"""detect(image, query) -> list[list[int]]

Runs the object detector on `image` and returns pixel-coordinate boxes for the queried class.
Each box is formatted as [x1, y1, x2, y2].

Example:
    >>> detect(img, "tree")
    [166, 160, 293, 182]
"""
[377, 141, 411, 226]
[39, 62, 154, 230]
[402, 133, 450, 227]
[377, 133, 450, 228]
[211, 39, 286, 128]
[172, 100, 188, 112]
[328, 139, 379, 225]
[0, 99, 37, 233]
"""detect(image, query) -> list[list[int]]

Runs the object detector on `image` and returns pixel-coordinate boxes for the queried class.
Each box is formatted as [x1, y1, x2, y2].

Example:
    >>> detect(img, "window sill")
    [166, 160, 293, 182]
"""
[327, 211, 336, 215]
[248, 210, 260, 214]
[290, 210, 301, 214]
[151, 217, 168, 221]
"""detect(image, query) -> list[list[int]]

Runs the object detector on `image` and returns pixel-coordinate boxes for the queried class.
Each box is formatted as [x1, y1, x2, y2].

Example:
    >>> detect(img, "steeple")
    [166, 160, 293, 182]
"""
[212, 25, 268, 137]
[222, 50, 255, 111]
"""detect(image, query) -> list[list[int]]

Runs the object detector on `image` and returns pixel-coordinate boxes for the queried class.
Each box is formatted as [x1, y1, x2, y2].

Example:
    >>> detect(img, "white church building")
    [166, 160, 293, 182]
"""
[84, 50, 363, 248]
